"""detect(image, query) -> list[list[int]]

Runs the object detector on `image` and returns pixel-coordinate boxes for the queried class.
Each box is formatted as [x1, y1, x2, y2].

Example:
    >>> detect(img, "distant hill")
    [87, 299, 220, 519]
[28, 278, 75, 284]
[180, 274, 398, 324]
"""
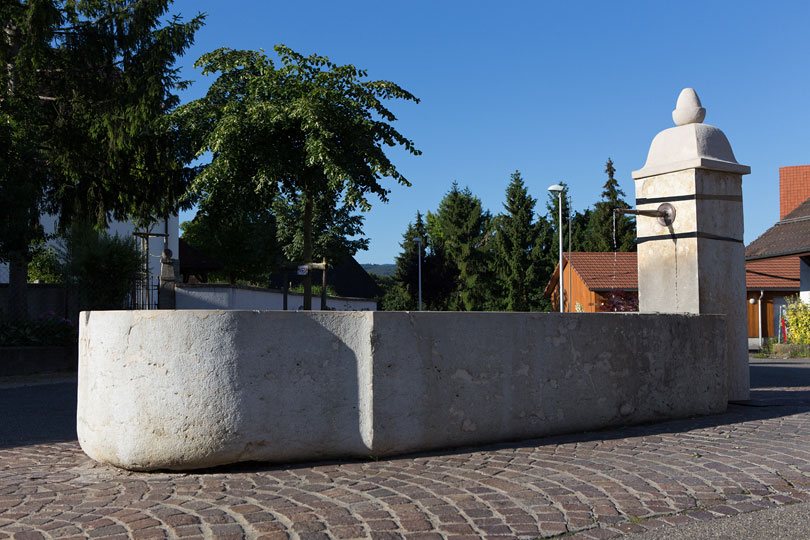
[361, 263, 396, 277]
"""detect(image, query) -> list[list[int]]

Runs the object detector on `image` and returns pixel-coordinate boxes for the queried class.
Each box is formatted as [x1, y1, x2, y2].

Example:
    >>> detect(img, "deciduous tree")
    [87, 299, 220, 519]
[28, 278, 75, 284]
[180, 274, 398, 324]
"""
[180, 187, 280, 285]
[173, 45, 420, 309]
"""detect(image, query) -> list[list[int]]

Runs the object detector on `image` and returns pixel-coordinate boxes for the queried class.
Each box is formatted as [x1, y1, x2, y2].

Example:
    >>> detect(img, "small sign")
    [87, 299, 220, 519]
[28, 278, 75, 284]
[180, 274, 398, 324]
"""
[297, 265, 308, 276]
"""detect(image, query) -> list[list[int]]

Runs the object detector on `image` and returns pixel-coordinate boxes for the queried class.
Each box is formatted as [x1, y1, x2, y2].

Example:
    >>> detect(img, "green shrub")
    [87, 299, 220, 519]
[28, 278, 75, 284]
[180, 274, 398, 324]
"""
[28, 245, 65, 283]
[785, 296, 810, 345]
[0, 312, 77, 347]
[59, 223, 143, 311]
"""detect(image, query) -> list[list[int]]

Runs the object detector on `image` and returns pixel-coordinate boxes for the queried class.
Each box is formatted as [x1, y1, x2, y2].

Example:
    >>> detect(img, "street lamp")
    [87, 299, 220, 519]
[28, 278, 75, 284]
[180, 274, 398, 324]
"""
[412, 237, 422, 311]
[548, 184, 564, 313]
[567, 194, 572, 313]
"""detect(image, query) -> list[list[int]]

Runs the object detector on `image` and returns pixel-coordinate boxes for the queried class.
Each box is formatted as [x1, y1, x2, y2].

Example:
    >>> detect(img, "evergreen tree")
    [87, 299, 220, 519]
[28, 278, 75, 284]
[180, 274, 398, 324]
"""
[427, 184, 493, 311]
[391, 211, 454, 310]
[1, 0, 204, 315]
[393, 212, 426, 309]
[492, 171, 542, 311]
[585, 158, 636, 252]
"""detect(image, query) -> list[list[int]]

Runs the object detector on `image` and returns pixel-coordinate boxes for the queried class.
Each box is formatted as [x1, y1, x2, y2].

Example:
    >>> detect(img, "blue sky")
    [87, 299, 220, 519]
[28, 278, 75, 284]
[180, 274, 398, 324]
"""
[171, 0, 810, 264]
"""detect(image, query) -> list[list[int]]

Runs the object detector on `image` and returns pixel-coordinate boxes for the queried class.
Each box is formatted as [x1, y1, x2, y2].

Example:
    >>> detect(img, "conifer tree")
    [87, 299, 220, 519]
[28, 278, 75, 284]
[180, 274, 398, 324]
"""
[393, 212, 427, 309]
[391, 211, 455, 310]
[427, 183, 493, 311]
[585, 158, 636, 252]
[493, 171, 541, 311]
[1, 0, 204, 315]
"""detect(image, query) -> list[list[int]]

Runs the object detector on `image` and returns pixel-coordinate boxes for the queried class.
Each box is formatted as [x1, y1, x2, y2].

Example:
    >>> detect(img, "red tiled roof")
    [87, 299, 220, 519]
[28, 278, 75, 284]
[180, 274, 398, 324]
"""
[566, 252, 638, 291]
[745, 256, 800, 290]
[543, 252, 638, 297]
[544, 252, 798, 294]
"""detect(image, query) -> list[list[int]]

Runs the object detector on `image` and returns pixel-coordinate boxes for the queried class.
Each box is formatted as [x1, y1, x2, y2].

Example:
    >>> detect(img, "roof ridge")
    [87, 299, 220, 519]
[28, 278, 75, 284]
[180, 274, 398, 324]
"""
[777, 214, 810, 225]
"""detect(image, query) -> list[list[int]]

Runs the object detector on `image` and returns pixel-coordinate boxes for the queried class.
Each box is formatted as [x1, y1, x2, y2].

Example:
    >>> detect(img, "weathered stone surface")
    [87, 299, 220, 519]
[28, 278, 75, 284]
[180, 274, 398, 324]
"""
[633, 89, 749, 179]
[632, 89, 749, 401]
[78, 310, 727, 471]
[672, 87, 706, 126]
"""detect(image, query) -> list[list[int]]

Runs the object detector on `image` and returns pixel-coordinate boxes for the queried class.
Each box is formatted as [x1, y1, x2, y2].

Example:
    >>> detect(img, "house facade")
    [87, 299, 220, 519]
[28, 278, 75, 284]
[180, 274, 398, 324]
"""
[543, 252, 637, 312]
[544, 252, 798, 345]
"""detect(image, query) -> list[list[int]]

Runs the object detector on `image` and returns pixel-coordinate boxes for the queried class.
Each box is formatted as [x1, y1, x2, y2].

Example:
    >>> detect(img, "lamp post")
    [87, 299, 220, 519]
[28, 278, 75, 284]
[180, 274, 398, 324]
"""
[412, 237, 422, 311]
[568, 194, 572, 312]
[548, 184, 564, 313]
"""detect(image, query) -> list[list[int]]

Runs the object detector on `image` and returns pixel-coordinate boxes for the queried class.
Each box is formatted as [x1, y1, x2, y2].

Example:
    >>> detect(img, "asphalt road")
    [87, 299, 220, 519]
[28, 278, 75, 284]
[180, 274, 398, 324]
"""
[0, 375, 77, 448]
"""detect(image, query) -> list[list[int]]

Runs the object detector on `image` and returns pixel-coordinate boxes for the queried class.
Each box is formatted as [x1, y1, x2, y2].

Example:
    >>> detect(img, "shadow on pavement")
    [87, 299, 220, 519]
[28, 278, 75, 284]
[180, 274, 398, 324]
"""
[0, 381, 78, 449]
[750, 364, 810, 389]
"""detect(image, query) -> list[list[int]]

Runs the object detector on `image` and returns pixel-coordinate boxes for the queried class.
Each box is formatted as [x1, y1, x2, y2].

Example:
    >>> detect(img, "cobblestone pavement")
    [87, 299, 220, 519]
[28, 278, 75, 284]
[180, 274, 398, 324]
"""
[3, 363, 810, 539]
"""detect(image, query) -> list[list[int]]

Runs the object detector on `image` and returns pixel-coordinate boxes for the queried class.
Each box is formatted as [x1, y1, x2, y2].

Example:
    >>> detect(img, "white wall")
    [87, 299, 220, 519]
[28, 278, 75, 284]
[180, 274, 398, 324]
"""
[175, 283, 376, 311]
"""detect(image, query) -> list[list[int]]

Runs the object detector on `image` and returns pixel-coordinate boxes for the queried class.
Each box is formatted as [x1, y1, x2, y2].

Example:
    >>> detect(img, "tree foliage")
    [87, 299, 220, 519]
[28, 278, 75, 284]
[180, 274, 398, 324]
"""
[392, 212, 427, 310]
[584, 158, 636, 252]
[173, 45, 420, 308]
[426, 184, 493, 311]
[387, 163, 638, 312]
[59, 222, 143, 311]
[272, 188, 368, 268]
[786, 296, 810, 345]
[180, 190, 280, 285]
[1, 0, 204, 315]
[492, 171, 543, 311]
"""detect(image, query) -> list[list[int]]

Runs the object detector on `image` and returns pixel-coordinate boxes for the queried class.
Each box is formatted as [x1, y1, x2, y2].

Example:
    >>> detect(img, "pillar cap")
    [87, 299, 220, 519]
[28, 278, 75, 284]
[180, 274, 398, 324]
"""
[632, 89, 750, 180]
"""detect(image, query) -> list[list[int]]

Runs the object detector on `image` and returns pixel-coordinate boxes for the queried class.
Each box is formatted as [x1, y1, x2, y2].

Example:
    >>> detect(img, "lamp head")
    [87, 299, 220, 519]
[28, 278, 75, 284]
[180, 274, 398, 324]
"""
[547, 184, 564, 193]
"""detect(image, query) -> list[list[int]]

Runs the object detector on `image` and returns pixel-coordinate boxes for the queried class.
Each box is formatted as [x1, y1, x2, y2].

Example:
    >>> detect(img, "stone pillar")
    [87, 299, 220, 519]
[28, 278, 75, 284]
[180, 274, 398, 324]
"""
[631, 88, 750, 401]
[158, 248, 176, 310]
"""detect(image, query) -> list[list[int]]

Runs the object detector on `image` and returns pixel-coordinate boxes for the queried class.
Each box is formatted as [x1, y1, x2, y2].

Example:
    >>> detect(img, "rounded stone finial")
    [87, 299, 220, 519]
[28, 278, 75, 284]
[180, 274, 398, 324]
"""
[672, 88, 706, 126]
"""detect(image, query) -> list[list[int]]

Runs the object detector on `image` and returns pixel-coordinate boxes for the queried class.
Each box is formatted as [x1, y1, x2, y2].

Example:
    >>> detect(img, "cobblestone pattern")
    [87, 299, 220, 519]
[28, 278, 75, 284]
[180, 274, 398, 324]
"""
[3, 391, 810, 540]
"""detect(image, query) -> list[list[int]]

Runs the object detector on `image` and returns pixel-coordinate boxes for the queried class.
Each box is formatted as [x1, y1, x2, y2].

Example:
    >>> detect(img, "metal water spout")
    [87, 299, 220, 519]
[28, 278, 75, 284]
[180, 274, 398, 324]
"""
[614, 203, 676, 227]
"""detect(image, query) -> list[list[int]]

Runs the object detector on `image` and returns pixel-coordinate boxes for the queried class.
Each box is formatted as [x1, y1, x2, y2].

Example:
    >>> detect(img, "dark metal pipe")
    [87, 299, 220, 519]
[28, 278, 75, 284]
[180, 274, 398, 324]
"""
[615, 208, 667, 218]
[614, 202, 676, 227]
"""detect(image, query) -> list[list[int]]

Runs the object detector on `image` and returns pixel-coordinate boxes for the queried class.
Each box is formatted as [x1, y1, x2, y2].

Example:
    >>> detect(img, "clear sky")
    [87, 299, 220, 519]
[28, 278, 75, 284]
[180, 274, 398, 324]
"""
[170, 0, 810, 264]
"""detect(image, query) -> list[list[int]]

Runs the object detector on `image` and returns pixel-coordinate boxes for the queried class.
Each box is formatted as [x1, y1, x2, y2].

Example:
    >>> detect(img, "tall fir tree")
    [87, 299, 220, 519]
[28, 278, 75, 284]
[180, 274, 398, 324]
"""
[493, 171, 542, 311]
[392, 212, 427, 310]
[585, 158, 636, 252]
[1, 0, 204, 316]
[427, 183, 493, 311]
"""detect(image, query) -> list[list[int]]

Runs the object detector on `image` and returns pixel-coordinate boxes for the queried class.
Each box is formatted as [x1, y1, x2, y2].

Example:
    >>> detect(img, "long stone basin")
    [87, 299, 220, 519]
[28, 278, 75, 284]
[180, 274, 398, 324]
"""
[77, 310, 727, 471]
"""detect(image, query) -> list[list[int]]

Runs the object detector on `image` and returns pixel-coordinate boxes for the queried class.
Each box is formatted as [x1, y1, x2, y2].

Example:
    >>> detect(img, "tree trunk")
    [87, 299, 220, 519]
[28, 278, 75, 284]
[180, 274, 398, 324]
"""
[4, 23, 26, 318]
[302, 190, 313, 310]
[7, 250, 28, 319]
